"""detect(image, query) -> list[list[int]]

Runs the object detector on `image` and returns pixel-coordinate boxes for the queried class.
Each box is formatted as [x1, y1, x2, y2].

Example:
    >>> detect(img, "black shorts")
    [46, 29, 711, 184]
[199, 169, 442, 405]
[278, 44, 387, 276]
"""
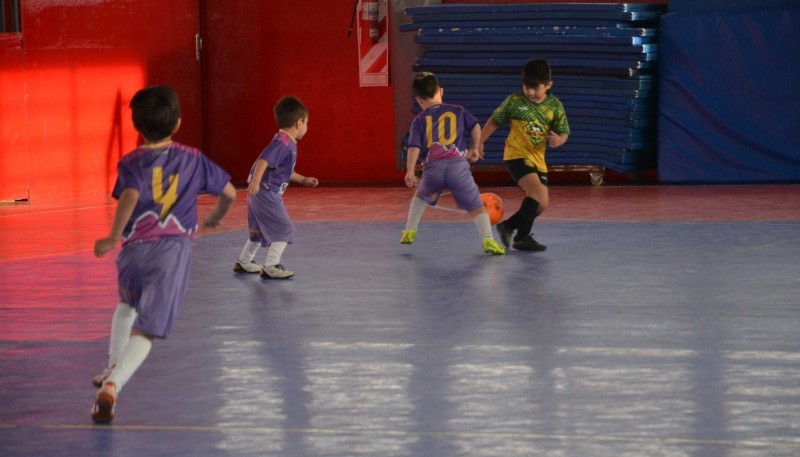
[505, 158, 549, 186]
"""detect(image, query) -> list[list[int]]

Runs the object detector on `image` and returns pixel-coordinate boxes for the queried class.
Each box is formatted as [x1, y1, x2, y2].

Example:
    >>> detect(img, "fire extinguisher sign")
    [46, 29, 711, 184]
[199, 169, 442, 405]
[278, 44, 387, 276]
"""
[357, 0, 389, 87]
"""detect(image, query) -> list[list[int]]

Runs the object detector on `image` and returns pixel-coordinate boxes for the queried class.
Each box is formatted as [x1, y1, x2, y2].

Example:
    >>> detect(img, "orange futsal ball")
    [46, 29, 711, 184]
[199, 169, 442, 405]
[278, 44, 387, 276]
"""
[480, 192, 504, 225]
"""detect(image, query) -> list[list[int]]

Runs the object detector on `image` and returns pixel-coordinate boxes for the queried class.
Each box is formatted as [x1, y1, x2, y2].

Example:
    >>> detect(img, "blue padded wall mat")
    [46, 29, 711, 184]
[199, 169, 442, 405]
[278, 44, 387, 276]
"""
[658, 8, 800, 183]
[415, 57, 654, 71]
[414, 34, 656, 46]
[405, 3, 666, 14]
[399, 19, 654, 31]
[402, 2, 665, 174]
[416, 25, 656, 37]
[668, 0, 800, 13]
[419, 44, 658, 57]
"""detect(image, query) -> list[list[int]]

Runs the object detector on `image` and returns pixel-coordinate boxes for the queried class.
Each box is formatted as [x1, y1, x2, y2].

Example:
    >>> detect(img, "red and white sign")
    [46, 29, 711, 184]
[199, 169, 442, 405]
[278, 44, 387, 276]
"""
[357, 0, 389, 87]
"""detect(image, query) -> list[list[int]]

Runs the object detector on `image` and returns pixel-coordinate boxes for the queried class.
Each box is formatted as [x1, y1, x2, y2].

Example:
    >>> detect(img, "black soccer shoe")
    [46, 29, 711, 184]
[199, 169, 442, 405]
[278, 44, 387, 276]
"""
[512, 235, 547, 252]
[495, 221, 512, 248]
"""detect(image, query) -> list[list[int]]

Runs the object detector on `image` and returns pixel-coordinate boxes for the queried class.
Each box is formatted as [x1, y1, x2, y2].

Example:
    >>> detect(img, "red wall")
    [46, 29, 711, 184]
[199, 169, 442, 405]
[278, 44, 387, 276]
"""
[201, 1, 399, 186]
[0, 0, 401, 201]
[0, 0, 202, 201]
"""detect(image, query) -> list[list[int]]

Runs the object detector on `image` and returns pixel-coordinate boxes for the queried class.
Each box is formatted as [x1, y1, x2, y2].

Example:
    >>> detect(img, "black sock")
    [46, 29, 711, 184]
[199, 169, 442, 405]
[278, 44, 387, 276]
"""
[513, 197, 540, 241]
[504, 208, 521, 230]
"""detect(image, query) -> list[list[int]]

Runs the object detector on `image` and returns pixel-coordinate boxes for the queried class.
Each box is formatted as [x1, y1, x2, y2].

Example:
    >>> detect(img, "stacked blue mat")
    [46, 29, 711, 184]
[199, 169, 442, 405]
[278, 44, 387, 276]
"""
[401, 2, 667, 176]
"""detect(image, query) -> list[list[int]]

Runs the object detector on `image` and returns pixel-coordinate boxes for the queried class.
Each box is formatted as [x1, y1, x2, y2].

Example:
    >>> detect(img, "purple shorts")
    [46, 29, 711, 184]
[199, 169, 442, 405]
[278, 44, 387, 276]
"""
[417, 157, 482, 211]
[116, 236, 192, 339]
[247, 190, 294, 246]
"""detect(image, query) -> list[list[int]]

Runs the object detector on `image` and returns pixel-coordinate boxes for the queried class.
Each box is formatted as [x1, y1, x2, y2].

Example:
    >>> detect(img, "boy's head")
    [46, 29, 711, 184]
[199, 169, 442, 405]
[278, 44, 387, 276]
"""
[130, 85, 181, 142]
[412, 72, 443, 103]
[274, 96, 308, 128]
[522, 59, 552, 88]
[521, 59, 553, 103]
[274, 96, 308, 141]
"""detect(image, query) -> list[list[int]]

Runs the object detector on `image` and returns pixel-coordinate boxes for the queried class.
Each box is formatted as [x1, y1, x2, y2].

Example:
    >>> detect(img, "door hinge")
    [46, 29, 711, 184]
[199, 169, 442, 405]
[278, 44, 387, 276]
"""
[195, 33, 203, 62]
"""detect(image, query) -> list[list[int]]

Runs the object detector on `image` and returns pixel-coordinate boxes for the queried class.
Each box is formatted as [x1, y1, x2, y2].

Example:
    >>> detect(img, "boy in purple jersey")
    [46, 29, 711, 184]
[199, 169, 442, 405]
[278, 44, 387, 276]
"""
[401, 72, 505, 255]
[90, 85, 236, 423]
[233, 96, 318, 279]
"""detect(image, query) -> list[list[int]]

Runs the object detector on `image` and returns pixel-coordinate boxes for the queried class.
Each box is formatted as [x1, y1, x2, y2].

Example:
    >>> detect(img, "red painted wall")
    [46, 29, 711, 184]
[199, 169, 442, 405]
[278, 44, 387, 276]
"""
[1, 0, 400, 201]
[0, 0, 201, 201]
[201, 1, 399, 185]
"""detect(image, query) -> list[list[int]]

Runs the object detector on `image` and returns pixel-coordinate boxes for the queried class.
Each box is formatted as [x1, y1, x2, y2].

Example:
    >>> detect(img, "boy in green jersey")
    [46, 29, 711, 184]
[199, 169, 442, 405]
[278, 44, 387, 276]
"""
[479, 59, 570, 251]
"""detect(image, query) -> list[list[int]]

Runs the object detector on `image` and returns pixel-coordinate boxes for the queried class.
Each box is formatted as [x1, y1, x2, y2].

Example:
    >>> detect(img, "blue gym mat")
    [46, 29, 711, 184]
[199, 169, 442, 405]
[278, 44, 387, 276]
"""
[402, 3, 666, 175]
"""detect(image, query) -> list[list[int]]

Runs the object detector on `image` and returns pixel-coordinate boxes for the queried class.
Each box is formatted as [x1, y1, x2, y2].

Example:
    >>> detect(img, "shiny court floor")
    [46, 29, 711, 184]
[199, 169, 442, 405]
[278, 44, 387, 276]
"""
[1, 185, 799, 457]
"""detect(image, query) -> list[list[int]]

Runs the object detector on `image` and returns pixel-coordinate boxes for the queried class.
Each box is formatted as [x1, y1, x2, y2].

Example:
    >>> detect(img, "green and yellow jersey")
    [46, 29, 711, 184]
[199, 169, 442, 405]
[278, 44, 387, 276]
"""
[490, 92, 570, 172]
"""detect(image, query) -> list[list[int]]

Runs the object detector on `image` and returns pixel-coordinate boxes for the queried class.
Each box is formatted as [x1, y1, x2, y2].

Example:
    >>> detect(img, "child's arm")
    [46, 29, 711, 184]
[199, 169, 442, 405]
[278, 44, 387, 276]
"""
[248, 159, 269, 196]
[203, 182, 236, 228]
[404, 146, 421, 187]
[94, 188, 140, 257]
[466, 123, 482, 163]
[479, 118, 500, 159]
[290, 172, 319, 188]
[548, 131, 569, 149]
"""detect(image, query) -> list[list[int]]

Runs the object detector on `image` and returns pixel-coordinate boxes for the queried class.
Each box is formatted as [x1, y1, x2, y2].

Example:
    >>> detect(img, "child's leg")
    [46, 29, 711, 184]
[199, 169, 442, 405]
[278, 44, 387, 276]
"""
[264, 241, 287, 267]
[238, 239, 261, 263]
[405, 194, 427, 231]
[467, 208, 493, 238]
[234, 232, 264, 273]
[105, 331, 154, 393]
[93, 303, 137, 387]
[513, 196, 541, 241]
[108, 303, 137, 367]
[261, 241, 294, 279]
[237, 204, 265, 271]
[448, 161, 505, 254]
[468, 208, 506, 255]
[513, 173, 549, 241]
[92, 330, 154, 423]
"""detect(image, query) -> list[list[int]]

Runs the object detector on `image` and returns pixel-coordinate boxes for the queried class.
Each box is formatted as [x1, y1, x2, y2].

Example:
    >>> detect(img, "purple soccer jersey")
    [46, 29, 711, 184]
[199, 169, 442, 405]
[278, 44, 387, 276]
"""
[248, 131, 297, 194]
[246, 132, 298, 245]
[113, 142, 231, 246]
[407, 103, 479, 165]
[407, 103, 482, 211]
[112, 142, 230, 338]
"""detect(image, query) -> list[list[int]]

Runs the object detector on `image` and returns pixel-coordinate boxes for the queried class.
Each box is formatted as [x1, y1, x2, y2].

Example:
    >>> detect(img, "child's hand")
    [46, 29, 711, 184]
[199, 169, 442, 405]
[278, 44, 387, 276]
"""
[202, 217, 222, 230]
[247, 180, 260, 196]
[405, 172, 419, 188]
[303, 177, 319, 188]
[548, 131, 564, 148]
[467, 148, 481, 163]
[94, 237, 117, 258]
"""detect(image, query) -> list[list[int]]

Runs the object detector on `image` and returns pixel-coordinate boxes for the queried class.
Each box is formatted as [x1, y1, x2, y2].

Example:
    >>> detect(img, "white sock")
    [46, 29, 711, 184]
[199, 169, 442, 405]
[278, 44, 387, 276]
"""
[238, 240, 261, 264]
[106, 334, 152, 393]
[108, 303, 137, 368]
[473, 212, 493, 239]
[405, 196, 427, 230]
[265, 241, 287, 267]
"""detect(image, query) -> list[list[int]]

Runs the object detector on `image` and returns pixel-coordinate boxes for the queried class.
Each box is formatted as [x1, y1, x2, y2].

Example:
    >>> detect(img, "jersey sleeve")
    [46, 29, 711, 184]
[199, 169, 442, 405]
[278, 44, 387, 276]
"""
[462, 107, 479, 133]
[199, 154, 231, 196]
[490, 94, 515, 126]
[111, 160, 139, 200]
[406, 114, 425, 150]
[552, 100, 571, 135]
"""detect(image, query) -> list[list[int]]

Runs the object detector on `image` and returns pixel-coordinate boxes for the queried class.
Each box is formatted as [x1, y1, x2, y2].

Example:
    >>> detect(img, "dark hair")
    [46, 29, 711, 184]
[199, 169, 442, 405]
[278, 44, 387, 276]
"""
[522, 59, 552, 88]
[274, 96, 308, 129]
[412, 72, 439, 99]
[129, 85, 181, 142]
